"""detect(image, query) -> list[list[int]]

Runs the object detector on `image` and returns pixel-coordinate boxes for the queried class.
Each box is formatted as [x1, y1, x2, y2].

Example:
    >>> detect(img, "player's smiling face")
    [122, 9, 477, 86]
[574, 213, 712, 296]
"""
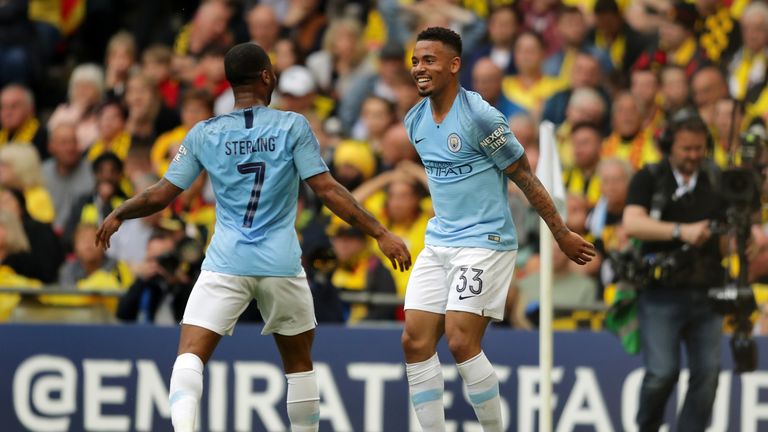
[411, 40, 460, 97]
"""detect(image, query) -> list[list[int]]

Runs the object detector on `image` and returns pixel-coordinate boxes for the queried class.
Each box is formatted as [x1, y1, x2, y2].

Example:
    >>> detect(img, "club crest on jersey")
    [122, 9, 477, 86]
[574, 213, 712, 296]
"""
[447, 133, 462, 153]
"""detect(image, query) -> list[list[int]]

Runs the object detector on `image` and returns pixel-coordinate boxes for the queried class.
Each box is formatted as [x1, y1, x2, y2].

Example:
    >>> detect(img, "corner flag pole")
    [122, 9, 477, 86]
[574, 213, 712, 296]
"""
[535, 121, 566, 432]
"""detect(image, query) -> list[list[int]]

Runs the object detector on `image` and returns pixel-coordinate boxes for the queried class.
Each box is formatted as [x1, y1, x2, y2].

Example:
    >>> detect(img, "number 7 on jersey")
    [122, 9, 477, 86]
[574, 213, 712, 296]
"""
[237, 161, 266, 228]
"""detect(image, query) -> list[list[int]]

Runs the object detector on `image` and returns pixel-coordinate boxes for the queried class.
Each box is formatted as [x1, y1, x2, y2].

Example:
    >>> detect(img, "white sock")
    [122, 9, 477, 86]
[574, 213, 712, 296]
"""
[169, 353, 204, 432]
[457, 351, 502, 432]
[286, 370, 320, 432]
[406, 353, 446, 432]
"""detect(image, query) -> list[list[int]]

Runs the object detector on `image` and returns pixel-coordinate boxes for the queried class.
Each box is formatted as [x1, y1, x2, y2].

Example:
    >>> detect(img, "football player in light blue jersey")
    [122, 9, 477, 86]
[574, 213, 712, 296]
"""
[96, 43, 411, 432]
[401, 28, 595, 432]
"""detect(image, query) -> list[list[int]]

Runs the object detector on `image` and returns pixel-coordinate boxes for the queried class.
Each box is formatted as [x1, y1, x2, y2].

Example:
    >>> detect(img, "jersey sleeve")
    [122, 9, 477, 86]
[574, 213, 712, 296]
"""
[625, 166, 654, 211]
[474, 108, 524, 170]
[163, 122, 204, 190]
[291, 115, 329, 180]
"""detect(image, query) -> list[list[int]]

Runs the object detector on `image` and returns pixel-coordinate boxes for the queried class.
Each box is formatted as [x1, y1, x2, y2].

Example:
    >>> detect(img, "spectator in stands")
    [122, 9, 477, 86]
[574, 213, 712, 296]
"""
[660, 65, 691, 115]
[124, 71, 180, 145]
[691, 66, 730, 127]
[45, 223, 132, 308]
[631, 68, 664, 136]
[151, 89, 214, 177]
[63, 152, 127, 252]
[0, 188, 63, 283]
[460, 5, 520, 88]
[193, 45, 231, 100]
[517, 0, 560, 55]
[282, 0, 328, 55]
[142, 45, 180, 111]
[726, 2, 768, 103]
[47, 63, 104, 152]
[564, 122, 604, 207]
[273, 37, 304, 78]
[353, 96, 397, 154]
[590, 0, 649, 75]
[588, 158, 633, 294]
[172, 0, 233, 61]
[0, 0, 40, 88]
[116, 232, 196, 324]
[502, 31, 565, 119]
[352, 166, 431, 306]
[338, 42, 410, 134]
[0, 84, 48, 159]
[332, 140, 377, 193]
[104, 31, 138, 100]
[602, 92, 660, 170]
[87, 100, 130, 161]
[472, 57, 526, 119]
[0, 143, 54, 224]
[543, 6, 612, 86]
[307, 18, 374, 100]
[711, 98, 746, 168]
[0, 208, 39, 321]
[106, 173, 166, 271]
[328, 223, 398, 323]
[556, 87, 608, 168]
[511, 237, 598, 322]
[276, 65, 318, 118]
[633, 1, 706, 78]
[379, 124, 420, 171]
[42, 123, 95, 233]
[245, 3, 281, 58]
[543, 52, 609, 127]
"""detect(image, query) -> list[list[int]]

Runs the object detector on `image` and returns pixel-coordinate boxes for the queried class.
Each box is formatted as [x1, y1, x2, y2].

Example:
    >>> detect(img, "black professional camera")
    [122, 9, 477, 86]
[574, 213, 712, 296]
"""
[155, 237, 205, 278]
[706, 125, 766, 373]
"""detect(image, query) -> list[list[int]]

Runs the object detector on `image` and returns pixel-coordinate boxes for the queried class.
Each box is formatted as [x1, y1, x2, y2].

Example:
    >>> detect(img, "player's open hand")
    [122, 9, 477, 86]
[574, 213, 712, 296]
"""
[556, 230, 595, 265]
[377, 231, 412, 272]
[95, 212, 122, 251]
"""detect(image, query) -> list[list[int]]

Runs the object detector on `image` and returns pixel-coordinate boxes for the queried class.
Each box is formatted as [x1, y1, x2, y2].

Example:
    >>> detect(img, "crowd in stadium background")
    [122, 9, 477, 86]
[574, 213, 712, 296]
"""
[0, 0, 767, 330]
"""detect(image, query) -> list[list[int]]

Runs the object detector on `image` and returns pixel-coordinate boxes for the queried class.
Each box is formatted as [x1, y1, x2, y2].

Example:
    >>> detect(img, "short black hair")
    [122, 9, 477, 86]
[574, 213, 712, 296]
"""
[570, 121, 602, 137]
[92, 151, 123, 174]
[224, 42, 271, 87]
[416, 27, 462, 56]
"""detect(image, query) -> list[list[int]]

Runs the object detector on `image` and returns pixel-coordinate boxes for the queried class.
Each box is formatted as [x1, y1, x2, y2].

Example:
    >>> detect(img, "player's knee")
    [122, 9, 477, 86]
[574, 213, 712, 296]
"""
[446, 334, 479, 360]
[401, 330, 430, 356]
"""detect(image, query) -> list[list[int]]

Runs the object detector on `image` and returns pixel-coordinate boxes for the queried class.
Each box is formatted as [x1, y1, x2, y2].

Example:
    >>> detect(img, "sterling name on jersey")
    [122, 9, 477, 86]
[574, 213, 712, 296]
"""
[165, 106, 328, 276]
[404, 88, 524, 250]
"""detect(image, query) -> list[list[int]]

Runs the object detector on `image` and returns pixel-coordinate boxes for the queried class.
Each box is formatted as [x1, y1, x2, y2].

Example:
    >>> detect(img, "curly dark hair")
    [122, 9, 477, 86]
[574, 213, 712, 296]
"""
[416, 27, 462, 56]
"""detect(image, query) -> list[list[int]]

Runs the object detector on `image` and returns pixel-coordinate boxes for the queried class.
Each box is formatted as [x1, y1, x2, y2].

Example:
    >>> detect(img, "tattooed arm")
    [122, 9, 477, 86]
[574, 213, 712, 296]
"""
[305, 172, 412, 271]
[504, 154, 595, 265]
[96, 179, 183, 249]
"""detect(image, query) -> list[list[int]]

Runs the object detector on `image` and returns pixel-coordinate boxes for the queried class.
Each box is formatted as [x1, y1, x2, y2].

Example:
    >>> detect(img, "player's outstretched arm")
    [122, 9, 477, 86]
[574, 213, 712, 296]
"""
[504, 154, 596, 265]
[95, 178, 184, 250]
[305, 171, 412, 271]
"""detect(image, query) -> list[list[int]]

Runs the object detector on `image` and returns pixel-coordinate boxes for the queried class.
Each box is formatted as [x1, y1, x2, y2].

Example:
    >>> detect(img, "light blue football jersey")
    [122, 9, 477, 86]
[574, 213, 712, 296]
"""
[164, 106, 328, 276]
[404, 88, 525, 250]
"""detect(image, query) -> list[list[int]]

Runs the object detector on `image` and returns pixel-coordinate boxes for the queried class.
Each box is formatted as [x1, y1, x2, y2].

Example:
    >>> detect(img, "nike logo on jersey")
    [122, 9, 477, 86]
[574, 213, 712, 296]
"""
[415, 138, 425, 144]
[458, 294, 478, 301]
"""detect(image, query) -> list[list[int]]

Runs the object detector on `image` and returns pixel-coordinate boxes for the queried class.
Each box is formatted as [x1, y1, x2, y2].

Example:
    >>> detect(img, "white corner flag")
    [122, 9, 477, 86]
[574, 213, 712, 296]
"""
[534, 121, 566, 432]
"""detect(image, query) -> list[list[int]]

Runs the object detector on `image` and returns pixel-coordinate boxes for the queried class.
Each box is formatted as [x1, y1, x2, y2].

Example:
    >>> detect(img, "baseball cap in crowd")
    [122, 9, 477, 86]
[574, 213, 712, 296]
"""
[333, 140, 376, 180]
[278, 65, 316, 97]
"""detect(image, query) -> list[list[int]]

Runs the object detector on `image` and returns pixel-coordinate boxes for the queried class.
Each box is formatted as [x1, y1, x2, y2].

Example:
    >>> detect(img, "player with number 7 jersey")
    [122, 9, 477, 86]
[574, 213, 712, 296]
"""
[94, 42, 411, 432]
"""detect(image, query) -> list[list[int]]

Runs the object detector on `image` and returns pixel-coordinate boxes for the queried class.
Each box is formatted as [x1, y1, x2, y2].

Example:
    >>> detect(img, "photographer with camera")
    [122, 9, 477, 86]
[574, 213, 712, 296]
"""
[623, 109, 727, 432]
[116, 232, 200, 324]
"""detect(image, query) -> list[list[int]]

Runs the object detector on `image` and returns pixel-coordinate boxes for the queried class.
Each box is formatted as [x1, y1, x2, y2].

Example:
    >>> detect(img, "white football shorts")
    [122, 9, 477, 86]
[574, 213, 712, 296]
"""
[404, 245, 517, 321]
[182, 269, 317, 336]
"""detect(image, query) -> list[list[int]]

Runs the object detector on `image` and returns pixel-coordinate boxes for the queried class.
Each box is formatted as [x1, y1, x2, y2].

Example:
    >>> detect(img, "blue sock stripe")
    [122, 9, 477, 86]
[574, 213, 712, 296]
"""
[468, 384, 499, 405]
[308, 411, 320, 424]
[169, 391, 189, 405]
[411, 389, 442, 406]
